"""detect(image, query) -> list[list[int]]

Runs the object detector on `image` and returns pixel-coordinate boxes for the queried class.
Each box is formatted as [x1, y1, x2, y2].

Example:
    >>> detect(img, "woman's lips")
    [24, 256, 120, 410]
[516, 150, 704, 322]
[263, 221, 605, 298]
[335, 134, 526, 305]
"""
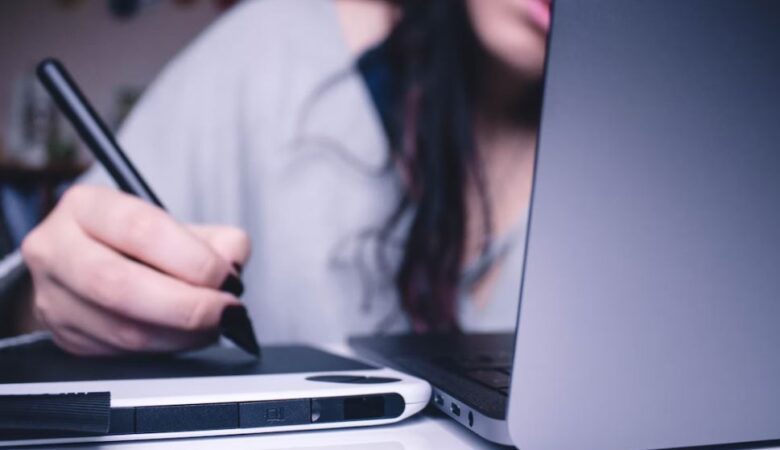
[527, 0, 551, 33]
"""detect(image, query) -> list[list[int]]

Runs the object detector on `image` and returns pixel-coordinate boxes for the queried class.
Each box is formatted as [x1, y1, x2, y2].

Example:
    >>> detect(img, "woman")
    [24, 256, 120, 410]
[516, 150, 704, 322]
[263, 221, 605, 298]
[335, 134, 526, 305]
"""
[12, 0, 549, 354]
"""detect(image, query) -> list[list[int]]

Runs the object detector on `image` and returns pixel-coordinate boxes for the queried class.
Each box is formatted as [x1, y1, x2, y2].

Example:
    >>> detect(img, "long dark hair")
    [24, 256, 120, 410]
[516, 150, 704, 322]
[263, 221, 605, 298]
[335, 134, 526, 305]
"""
[376, 0, 493, 333]
[372, 0, 545, 333]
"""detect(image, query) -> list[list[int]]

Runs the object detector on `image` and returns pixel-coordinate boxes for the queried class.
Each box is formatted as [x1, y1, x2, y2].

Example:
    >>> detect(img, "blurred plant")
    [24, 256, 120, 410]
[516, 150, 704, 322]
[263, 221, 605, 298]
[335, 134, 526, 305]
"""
[5, 73, 51, 167]
[4, 71, 81, 167]
[45, 113, 78, 166]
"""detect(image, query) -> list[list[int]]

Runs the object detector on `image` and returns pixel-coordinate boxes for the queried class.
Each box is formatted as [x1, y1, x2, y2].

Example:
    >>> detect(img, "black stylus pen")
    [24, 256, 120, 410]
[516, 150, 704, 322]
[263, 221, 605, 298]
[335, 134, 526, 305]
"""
[36, 58, 260, 357]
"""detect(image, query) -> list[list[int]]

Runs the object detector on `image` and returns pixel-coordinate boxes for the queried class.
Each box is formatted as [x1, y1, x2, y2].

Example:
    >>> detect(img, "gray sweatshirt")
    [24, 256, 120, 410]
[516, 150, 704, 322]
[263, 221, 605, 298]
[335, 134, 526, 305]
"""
[2, 0, 524, 344]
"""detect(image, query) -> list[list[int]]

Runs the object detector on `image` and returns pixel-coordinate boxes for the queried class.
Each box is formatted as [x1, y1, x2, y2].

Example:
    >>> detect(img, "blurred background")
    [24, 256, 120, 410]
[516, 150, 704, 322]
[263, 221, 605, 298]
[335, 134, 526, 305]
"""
[0, 0, 236, 259]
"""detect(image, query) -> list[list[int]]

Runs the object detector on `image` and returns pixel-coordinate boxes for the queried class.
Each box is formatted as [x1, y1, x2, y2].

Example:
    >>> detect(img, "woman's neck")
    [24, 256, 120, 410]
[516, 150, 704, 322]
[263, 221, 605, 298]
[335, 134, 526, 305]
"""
[335, 0, 399, 57]
[476, 54, 543, 136]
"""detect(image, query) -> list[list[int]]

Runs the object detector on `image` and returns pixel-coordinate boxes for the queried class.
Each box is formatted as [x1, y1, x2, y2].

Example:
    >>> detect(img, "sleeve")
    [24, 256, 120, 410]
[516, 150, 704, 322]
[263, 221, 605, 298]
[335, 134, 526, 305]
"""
[78, 43, 234, 223]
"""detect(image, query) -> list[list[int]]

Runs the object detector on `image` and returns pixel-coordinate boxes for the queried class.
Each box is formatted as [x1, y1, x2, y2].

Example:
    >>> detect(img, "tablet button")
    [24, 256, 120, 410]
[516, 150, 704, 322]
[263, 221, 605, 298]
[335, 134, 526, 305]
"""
[351, 376, 400, 384]
[306, 375, 364, 383]
[306, 375, 400, 384]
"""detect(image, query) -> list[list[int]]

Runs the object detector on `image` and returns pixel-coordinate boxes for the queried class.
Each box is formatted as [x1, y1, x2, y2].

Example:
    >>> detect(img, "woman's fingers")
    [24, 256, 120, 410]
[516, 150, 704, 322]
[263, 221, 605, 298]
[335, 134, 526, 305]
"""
[186, 224, 252, 270]
[41, 278, 218, 354]
[24, 202, 239, 332]
[34, 300, 122, 357]
[21, 184, 250, 356]
[63, 185, 238, 289]
[59, 234, 238, 331]
[50, 328, 122, 357]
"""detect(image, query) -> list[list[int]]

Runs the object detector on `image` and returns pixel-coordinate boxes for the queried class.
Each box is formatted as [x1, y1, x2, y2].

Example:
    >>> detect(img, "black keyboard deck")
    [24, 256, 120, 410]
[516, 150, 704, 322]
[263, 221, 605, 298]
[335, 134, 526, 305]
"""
[432, 351, 513, 396]
[349, 333, 516, 420]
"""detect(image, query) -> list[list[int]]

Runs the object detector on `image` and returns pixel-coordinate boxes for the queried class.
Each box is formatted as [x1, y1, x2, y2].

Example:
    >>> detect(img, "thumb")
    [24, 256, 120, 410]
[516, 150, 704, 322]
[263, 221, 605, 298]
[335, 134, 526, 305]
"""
[187, 224, 252, 272]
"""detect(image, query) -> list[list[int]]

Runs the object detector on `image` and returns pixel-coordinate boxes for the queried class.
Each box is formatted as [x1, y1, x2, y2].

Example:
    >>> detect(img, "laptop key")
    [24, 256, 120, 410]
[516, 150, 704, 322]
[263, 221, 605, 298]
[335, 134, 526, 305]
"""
[454, 354, 513, 370]
[465, 369, 510, 389]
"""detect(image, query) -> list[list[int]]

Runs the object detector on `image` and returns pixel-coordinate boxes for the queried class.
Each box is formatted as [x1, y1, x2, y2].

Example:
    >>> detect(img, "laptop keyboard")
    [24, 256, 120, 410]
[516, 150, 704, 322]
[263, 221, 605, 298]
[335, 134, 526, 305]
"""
[433, 351, 513, 395]
[351, 332, 516, 419]
[393, 354, 509, 421]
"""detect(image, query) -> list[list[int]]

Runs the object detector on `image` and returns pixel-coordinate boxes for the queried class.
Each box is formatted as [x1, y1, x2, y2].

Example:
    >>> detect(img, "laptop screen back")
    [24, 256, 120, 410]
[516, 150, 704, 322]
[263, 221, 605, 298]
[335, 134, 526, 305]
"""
[509, 1, 780, 449]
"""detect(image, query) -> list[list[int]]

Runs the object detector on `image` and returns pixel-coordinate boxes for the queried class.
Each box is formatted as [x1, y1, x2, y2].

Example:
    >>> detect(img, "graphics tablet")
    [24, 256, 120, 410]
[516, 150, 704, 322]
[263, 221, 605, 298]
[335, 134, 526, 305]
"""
[0, 337, 430, 447]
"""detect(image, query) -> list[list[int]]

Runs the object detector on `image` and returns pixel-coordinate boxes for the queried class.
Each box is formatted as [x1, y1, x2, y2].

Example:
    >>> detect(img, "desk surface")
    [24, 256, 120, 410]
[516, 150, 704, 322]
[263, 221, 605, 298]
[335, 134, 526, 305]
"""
[68, 411, 507, 450]
[46, 408, 780, 450]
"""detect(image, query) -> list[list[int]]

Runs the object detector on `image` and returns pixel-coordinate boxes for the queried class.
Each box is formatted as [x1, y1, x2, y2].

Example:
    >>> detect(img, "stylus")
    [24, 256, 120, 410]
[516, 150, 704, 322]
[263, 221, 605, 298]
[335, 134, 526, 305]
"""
[36, 58, 260, 358]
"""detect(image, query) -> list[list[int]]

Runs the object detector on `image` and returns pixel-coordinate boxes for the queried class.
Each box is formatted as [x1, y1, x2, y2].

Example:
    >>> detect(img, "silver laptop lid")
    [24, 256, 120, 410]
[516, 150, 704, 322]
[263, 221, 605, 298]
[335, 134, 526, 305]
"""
[509, 1, 780, 449]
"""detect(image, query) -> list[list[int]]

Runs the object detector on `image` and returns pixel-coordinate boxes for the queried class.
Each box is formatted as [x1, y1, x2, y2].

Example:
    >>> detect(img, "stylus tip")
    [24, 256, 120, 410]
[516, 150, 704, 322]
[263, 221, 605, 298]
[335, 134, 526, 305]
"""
[220, 305, 261, 358]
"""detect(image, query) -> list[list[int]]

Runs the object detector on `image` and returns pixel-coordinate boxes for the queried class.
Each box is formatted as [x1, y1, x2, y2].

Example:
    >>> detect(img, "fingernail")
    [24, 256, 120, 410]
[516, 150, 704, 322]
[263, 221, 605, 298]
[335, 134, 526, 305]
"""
[220, 305, 261, 357]
[220, 273, 244, 297]
[232, 262, 243, 275]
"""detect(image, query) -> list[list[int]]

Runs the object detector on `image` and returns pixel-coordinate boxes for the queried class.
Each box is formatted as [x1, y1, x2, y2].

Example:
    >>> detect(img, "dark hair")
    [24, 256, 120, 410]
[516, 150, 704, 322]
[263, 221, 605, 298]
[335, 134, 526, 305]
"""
[374, 0, 543, 333]
[374, 0, 488, 333]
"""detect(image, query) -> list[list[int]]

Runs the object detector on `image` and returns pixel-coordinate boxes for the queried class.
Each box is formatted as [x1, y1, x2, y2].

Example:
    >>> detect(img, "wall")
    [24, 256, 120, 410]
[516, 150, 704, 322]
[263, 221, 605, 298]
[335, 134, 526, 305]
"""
[0, 0, 222, 144]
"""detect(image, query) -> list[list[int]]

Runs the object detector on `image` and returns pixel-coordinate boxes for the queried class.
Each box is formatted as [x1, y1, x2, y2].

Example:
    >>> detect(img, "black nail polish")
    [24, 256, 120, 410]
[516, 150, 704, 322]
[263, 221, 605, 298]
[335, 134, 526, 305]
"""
[220, 273, 244, 297]
[220, 305, 261, 357]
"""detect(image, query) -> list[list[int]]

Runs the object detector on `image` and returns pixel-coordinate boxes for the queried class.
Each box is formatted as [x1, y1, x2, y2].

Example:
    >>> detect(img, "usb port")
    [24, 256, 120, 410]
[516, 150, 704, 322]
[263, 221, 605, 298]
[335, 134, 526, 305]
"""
[434, 393, 444, 406]
[450, 402, 461, 417]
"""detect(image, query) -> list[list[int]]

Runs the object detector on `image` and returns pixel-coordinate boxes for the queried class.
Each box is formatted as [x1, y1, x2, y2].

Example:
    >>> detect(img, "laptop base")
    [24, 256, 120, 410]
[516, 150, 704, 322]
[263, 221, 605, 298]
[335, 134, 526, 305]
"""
[350, 333, 514, 444]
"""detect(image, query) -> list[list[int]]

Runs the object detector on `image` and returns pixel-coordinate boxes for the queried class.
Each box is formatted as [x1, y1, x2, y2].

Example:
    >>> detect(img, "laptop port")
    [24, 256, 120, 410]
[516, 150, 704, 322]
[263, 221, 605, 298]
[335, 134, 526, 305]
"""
[468, 411, 474, 427]
[450, 402, 461, 417]
[434, 393, 444, 406]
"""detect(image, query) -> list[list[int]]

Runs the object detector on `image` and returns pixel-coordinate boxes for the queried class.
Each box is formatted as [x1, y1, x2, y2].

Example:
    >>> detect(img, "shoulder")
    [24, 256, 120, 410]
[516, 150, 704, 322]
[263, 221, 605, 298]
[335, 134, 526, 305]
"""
[192, 0, 398, 64]
[165, 0, 341, 74]
[333, 0, 399, 55]
[122, 0, 347, 131]
[137, 0, 401, 106]
[208, 0, 336, 42]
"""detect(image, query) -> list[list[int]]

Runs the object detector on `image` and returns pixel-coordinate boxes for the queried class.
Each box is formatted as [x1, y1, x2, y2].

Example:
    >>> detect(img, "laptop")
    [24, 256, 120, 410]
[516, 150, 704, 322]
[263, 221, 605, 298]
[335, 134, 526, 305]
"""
[0, 336, 430, 447]
[351, 0, 780, 448]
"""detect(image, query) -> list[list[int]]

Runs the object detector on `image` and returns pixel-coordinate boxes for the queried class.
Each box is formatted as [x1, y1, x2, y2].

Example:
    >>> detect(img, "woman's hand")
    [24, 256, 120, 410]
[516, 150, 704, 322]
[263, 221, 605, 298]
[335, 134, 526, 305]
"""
[21, 185, 251, 356]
